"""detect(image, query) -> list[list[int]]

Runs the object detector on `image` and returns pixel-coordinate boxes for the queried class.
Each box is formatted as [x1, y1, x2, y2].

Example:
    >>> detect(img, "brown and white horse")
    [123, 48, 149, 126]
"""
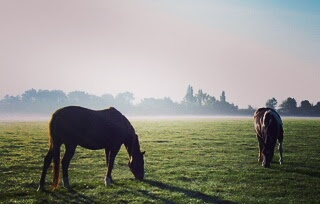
[254, 108, 283, 168]
[38, 106, 145, 191]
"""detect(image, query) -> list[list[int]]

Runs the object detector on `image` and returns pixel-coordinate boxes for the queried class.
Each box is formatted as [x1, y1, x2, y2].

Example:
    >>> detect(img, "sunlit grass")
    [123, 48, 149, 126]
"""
[0, 118, 319, 203]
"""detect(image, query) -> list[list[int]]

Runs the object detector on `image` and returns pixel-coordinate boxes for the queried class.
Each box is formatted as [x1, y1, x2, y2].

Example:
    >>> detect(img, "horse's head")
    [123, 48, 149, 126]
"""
[129, 151, 145, 180]
[261, 144, 274, 168]
[261, 139, 276, 168]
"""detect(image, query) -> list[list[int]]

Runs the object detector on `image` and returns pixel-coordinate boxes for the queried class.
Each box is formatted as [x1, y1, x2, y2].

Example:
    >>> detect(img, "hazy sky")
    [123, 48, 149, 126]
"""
[1, 0, 319, 108]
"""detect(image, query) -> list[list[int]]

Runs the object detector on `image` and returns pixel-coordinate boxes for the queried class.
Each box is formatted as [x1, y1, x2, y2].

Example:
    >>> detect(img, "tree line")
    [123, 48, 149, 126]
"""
[0, 86, 319, 116]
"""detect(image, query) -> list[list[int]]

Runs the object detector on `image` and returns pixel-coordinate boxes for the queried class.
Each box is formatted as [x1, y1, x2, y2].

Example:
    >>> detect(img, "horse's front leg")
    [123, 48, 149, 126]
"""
[105, 148, 119, 186]
[257, 135, 263, 163]
[104, 148, 110, 185]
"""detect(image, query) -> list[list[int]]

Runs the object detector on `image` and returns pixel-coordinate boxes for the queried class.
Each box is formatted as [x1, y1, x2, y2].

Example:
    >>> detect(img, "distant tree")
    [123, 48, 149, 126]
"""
[34, 89, 67, 112]
[101, 94, 115, 107]
[137, 97, 178, 115]
[220, 91, 226, 103]
[196, 89, 208, 106]
[247, 105, 255, 112]
[5, 87, 319, 117]
[101, 94, 114, 101]
[21, 89, 37, 104]
[36, 89, 51, 102]
[314, 102, 320, 116]
[204, 95, 216, 107]
[279, 97, 297, 115]
[0, 95, 22, 113]
[300, 100, 312, 109]
[299, 100, 313, 115]
[265, 97, 277, 109]
[214, 91, 238, 114]
[238, 105, 255, 115]
[196, 89, 203, 106]
[115, 92, 134, 105]
[183, 85, 196, 105]
[2, 94, 21, 104]
[51, 90, 68, 104]
[68, 91, 91, 104]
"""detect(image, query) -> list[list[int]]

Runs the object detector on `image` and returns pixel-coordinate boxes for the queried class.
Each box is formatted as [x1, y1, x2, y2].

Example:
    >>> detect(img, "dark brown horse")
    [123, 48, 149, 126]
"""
[254, 108, 283, 168]
[38, 106, 145, 191]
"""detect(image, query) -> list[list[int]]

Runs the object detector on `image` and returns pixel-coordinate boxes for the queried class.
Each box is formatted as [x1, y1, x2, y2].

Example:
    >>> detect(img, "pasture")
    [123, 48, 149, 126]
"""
[0, 118, 320, 203]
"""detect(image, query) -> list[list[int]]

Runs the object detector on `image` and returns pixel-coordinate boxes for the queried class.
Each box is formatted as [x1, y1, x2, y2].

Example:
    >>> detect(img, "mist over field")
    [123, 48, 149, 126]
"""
[1, 87, 320, 120]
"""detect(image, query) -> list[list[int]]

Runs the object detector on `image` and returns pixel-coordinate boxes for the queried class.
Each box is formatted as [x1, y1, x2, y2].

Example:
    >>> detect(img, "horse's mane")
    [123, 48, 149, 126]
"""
[105, 107, 140, 155]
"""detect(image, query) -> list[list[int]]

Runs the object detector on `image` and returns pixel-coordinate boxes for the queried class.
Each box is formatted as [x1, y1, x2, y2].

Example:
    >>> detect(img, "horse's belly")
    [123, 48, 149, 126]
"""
[71, 133, 110, 150]
[55, 117, 126, 149]
[75, 131, 123, 150]
[78, 143, 105, 150]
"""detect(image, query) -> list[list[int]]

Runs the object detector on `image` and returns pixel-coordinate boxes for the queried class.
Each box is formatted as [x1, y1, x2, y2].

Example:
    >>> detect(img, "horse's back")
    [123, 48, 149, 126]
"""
[50, 106, 133, 149]
[254, 108, 283, 140]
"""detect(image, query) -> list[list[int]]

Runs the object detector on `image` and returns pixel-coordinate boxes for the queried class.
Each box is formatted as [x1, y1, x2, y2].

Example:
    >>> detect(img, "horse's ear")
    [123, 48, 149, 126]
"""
[141, 151, 146, 155]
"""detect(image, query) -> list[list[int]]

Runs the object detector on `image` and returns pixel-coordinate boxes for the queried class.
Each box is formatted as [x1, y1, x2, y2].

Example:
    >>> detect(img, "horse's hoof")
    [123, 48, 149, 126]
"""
[67, 187, 76, 193]
[64, 185, 73, 191]
[279, 160, 283, 165]
[263, 163, 270, 168]
[37, 185, 44, 192]
[63, 182, 73, 191]
[105, 177, 112, 186]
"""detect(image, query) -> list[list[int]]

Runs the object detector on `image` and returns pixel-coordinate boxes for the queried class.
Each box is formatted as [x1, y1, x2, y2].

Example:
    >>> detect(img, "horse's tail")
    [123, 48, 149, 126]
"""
[49, 116, 61, 190]
[52, 146, 60, 190]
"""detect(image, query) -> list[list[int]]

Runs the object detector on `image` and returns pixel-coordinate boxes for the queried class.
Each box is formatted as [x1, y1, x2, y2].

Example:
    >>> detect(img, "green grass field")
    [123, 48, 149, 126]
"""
[0, 118, 320, 203]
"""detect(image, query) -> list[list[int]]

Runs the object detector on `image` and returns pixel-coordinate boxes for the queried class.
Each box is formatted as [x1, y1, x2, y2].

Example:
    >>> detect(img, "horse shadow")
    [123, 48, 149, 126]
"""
[142, 179, 237, 204]
[37, 180, 237, 203]
[274, 161, 320, 179]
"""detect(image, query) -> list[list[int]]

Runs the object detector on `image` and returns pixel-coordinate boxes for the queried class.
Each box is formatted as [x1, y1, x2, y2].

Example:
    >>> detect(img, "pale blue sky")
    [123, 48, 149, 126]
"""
[153, 0, 319, 61]
[0, 0, 319, 108]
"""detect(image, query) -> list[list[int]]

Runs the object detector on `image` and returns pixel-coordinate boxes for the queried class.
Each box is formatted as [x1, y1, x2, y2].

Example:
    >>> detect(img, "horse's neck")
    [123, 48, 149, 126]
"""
[124, 135, 140, 157]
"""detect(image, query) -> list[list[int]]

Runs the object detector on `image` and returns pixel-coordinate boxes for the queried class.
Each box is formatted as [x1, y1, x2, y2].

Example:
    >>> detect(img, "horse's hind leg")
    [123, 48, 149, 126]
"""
[278, 128, 284, 165]
[61, 144, 76, 190]
[105, 148, 110, 166]
[278, 141, 283, 164]
[38, 148, 53, 191]
[257, 135, 263, 163]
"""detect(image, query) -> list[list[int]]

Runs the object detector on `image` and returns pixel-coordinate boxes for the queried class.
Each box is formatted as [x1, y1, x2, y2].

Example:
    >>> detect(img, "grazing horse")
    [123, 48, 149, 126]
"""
[254, 108, 283, 168]
[38, 106, 145, 191]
